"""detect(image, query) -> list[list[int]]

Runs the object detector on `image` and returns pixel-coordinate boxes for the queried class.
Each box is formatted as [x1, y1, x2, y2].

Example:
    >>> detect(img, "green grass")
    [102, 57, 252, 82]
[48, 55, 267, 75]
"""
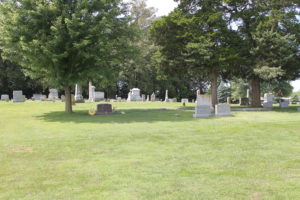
[0, 101, 299, 200]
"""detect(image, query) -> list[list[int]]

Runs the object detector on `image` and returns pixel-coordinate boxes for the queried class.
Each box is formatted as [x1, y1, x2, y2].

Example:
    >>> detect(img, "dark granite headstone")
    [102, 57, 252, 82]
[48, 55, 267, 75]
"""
[95, 104, 113, 115]
[239, 97, 249, 106]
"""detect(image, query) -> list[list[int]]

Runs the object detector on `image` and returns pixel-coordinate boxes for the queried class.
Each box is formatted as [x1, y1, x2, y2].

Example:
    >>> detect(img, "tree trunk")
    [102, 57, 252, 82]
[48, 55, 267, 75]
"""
[250, 77, 261, 107]
[210, 71, 218, 109]
[64, 85, 73, 113]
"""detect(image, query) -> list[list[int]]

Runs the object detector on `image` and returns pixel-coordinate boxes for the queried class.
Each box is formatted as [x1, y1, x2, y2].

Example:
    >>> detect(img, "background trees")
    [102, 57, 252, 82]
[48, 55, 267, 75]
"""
[0, 0, 131, 112]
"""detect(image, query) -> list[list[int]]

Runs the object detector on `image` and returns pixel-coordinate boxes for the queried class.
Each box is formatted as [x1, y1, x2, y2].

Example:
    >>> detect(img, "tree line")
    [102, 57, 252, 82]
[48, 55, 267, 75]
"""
[0, 0, 299, 112]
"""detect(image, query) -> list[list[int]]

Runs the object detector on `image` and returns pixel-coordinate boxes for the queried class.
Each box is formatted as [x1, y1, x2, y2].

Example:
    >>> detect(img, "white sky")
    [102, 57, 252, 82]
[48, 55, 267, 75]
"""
[146, 0, 178, 16]
[126, 0, 300, 92]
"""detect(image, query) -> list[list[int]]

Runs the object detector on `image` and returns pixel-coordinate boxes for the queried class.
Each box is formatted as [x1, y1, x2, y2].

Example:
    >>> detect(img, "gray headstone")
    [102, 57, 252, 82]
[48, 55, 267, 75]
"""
[280, 101, 289, 108]
[1, 94, 9, 101]
[193, 105, 212, 118]
[181, 99, 189, 103]
[215, 104, 232, 117]
[95, 104, 113, 115]
[48, 89, 59, 100]
[32, 94, 42, 100]
[94, 91, 105, 102]
[12, 91, 25, 102]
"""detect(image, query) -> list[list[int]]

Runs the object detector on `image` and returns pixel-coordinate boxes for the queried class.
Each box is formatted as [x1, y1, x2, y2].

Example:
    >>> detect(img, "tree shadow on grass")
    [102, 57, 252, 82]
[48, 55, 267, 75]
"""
[36, 108, 201, 124]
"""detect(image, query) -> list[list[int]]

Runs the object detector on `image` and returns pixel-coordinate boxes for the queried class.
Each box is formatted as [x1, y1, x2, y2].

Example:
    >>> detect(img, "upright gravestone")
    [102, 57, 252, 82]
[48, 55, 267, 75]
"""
[164, 90, 169, 102]
[32, 94, 42, 100]
[142, 94, 146, 102]
[146, 95, 150, 102]
[280, 101, 289, 108]
[94, 92, 105, 102]
[1, 94, 9, 101]
[95, 104, 113, 115]
[263, 93, 273, 110]
[127, 88, 142, 101]
[193, 91, 212, 118]
[227, 97, 231, 104]
[12, 91, 25, 102]
[48, 89, 59, 100]
[88, 82, 96, 102]
[239, 97, 249, 106]
[181, 99, 189, 103]
[151, 93, 156, 102]
[75, 84, 84, 103]
[215, 104, 232, 117]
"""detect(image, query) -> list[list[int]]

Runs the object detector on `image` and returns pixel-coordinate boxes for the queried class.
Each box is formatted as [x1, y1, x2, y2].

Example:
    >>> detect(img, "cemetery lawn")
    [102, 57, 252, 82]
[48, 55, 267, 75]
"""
[0, 102, 300, 200]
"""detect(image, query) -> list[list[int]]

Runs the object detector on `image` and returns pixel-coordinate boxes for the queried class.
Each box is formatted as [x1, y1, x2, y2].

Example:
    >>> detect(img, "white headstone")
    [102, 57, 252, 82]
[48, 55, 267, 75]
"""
[196, 94, 212, 106]
[75, 84, 84, 103]
[48, 89, 59, 100]
[88, 82, 96, 102]
[181, 99, 189, 103]
[1, 94, 9, 101]
[164, 90, 169, 102]
[151, 93, 156, 102]
[12, 91, 25, 102]
[94, 92, 105, 102]
[215, 104, 232, 117]
[264, 93, 273, 103]
[127, 88, 142, 101]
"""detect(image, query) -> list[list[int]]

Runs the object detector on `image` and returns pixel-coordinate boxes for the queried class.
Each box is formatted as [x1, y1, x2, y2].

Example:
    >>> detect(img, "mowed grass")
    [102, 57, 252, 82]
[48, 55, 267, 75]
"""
[0, 101, 299, 200]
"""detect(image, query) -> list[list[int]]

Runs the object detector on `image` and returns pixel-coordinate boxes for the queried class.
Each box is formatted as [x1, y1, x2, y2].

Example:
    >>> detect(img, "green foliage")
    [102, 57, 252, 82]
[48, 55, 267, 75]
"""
[0, 0, 131, 88]
[217, 82, 232, 103]
[291, 94, 299, 103]
[261, 80, 294, 97]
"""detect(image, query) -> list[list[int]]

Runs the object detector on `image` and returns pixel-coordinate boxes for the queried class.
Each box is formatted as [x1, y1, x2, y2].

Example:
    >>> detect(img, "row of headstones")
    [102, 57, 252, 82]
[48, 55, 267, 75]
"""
[193, 92, 232, 118]
[0, 89, 60, 102]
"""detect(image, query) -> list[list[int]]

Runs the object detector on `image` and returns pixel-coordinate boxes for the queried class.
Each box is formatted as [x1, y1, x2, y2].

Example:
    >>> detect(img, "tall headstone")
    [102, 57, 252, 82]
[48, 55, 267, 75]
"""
[246, 89, 250, 98]
[263, 93, 273, 110]
[12, 91, 25, 102]
[193, 92, 212, 118]
[146, 95, 150, 102]
[1, 94, 9, 101]
[227, 97, 231, 104]
[48, 89, 59, 100]
[75, 84, 84, 103]
[88, 82, 95, 102]
[151, 93, 156, 102]
[164, 90, 169, 102]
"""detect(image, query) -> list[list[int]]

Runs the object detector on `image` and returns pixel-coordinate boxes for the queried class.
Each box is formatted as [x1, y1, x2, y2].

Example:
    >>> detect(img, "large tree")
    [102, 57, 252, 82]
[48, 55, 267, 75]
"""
[0, 0, 131, 112]
[151, 0, 239, 108]
[223, 0, 300, 106]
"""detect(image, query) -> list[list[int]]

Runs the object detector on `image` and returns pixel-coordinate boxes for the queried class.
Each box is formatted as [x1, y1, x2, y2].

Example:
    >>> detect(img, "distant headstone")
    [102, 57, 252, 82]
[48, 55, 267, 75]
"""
[215, 104, 232, 117]
[127, 88, 142, 101]
[192, 99, 195, 103]
[61, 95, 66, 102]
[193, 93, 212, 118]
[94, 92, 105, 102]
[172, 98, 177, 102]
[146, 95, 150, 102]
[142, 94, 146, 102]
[75, 84, 84, 103]
[164, 90, 169, 102]
[297, 108, 300, 112]
[280, 101, 289, 108]
[239, 97, 249, 106]
[227, 97, 231, 104]
[88, 82, 96, 102]
[32, 94, 42, 100]
[1, 94, 9, 101]
[181, 99, 189, 103]
[95, 104, 113, 115]
[151, 93, 156, 102]
[48, 89, 59, 100]
[263, 93, 273, 110]
[41, 95, 47, 101]
[117, 97, 122, 102]
[12, 91, 25, 102]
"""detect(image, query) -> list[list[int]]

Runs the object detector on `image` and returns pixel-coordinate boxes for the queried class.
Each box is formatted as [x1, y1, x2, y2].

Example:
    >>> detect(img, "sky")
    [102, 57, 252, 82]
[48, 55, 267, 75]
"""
[142, 0, 300, 92]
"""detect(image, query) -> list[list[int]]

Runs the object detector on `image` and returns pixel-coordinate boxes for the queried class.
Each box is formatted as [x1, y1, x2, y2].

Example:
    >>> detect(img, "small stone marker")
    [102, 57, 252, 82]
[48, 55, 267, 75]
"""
[227, 97, 231, 104]
[40, 95, 47, 101]
[280, 101, 289, 108]
[215, 104, 232, 117]
[32, 94, 42, 100]
[48, 89, 59, 100]
[12, 91, 25, 102]
[181, 99, 189, 103]
[151, 93, 156, 102]
[1, 94, 9, 101]
[95, 104, 113, 115]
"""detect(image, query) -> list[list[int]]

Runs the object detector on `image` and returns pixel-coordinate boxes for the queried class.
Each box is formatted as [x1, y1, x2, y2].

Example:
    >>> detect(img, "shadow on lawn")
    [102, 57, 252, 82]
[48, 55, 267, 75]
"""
[36, 108, 200, 124]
